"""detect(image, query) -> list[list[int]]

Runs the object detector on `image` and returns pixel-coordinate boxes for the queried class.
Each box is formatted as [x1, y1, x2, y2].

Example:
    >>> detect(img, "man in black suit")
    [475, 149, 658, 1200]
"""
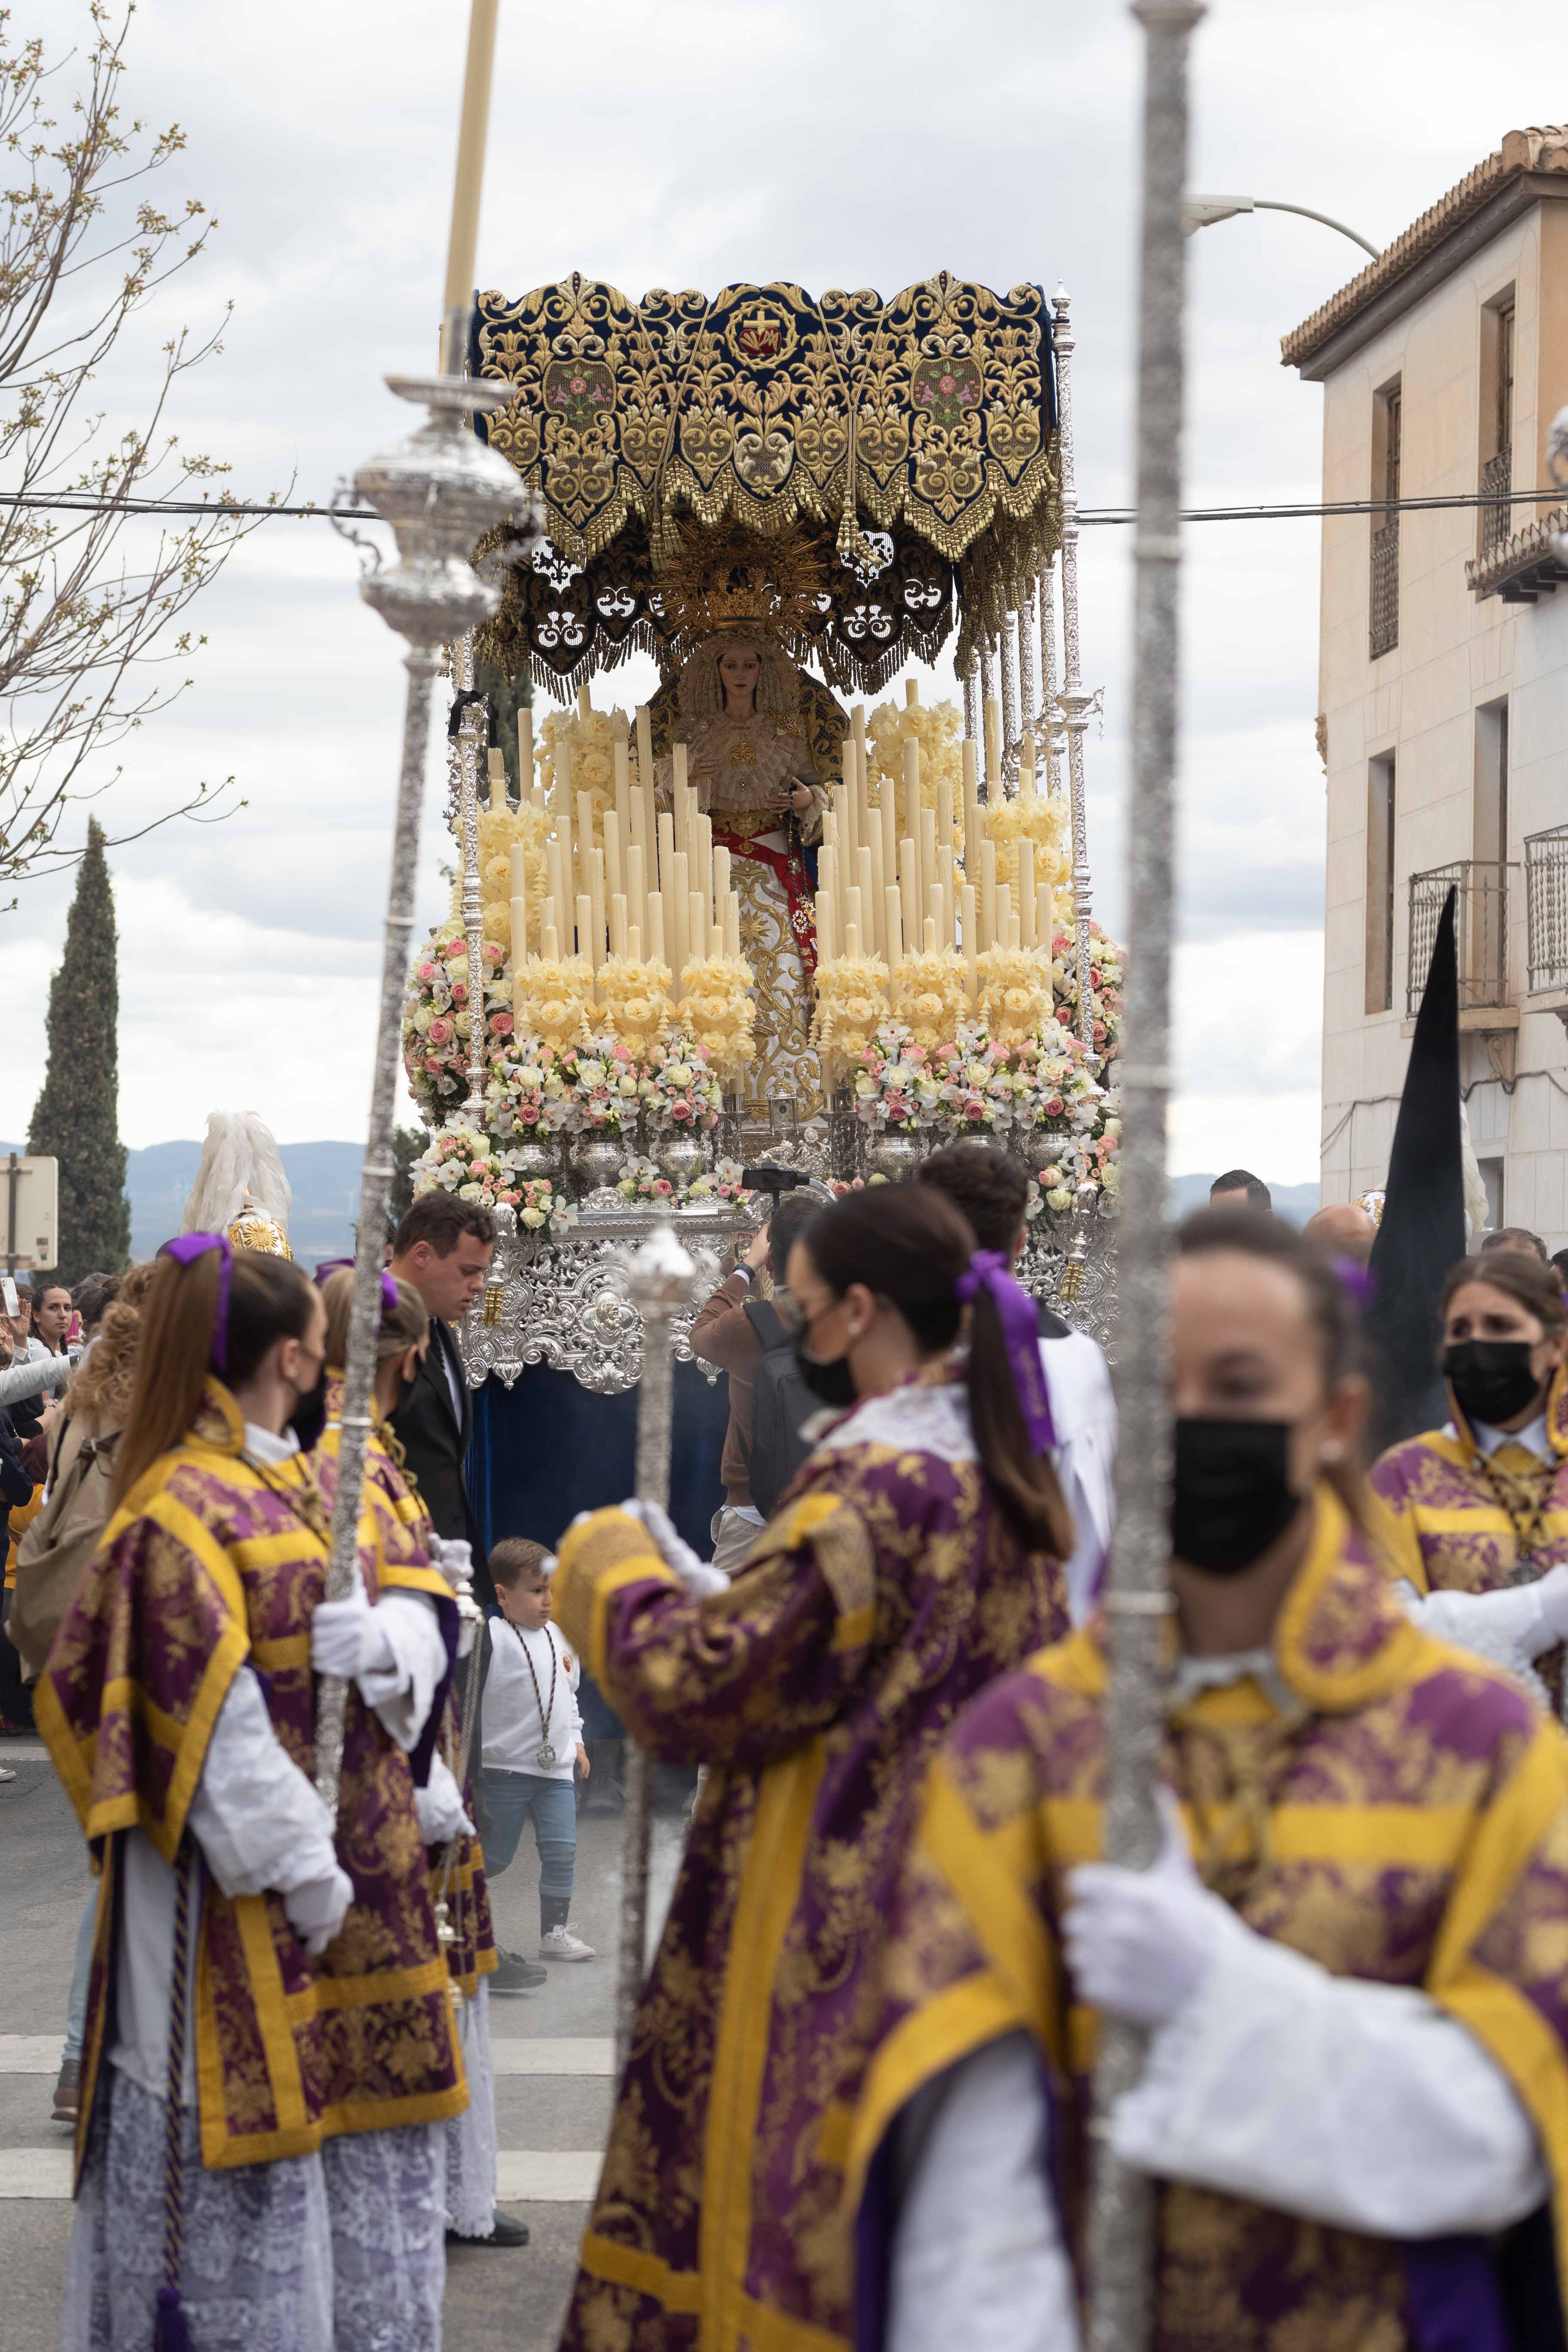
[388, 1192, 498, 1613]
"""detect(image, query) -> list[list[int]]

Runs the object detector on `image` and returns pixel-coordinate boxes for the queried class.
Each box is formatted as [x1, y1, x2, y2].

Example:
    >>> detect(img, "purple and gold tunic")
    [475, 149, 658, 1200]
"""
[850, 1486, 1568, 2352]
[37, 1377, 467, 2179]
[1369, 1362, 1568, 1702]
[314, 1378, 497, 1999]
[550, 1372, 1068, 2352]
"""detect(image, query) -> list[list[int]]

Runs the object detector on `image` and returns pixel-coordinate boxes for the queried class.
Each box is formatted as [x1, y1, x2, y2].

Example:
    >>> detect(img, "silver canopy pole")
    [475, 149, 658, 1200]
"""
[614, 1224, 714, 2073]
[1084, 6, 1204, 2350]
[313, 371, 522, 1814]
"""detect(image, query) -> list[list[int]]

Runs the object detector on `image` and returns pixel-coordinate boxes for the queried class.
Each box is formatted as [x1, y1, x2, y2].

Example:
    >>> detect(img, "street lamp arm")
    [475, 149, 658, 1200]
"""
[1184, 193, 1380, 260]
[1251, 199, 1380, 260]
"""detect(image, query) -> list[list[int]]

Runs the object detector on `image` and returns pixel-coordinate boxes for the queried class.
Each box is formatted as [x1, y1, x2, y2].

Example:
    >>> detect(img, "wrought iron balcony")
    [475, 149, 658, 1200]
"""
[1406, 860, 1514, 1017]
[1479, 447, 1513, 558]
[1369, 521, 1399, 657]
[1526, 824, 1568, 994]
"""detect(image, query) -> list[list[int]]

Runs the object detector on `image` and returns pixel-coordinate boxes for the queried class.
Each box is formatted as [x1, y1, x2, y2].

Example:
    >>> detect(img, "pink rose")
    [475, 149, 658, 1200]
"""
[654, 1180, 674, 1196]
[1044, 1095, 1064, 1117]
[489, 1011, 514, 1036]
[450, 981, 469, 1006]
[483, 941, 503, 964]
[499, 1189, 520, 1206]
[670, 1100, 692, 1122]
[416, 961, 438, 983]
[468, 1158, 488, 1179]
[428, 1017, 453, 1045]
[1093, 1023, 1106, 1042]
[1057, 1007, 1072, 1027]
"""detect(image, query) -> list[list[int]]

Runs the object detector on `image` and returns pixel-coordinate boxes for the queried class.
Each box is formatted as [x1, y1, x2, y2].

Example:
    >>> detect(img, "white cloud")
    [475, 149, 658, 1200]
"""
[5, 0, 1553, 1185]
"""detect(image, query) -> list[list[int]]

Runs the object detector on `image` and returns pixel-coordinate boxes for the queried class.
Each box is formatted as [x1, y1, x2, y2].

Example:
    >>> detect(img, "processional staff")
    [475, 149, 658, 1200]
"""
[614, 1223, 715, 2072]
[315, 0, 521, 1810]
[1085, 6, 1204, 2351]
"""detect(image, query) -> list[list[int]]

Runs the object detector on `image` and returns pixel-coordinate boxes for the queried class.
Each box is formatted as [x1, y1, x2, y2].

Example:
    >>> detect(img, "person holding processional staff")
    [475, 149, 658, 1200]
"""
[850, 1209, 1568, 2352]
[546, 1184, 1071, 2352]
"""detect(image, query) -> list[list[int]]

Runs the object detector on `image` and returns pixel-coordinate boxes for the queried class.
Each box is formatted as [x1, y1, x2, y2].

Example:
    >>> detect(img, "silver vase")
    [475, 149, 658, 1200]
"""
[575, 1130, 625, 1209]
[866, 1130, 925, 1183]
[506, 1134, 557, 1183]
[654, 1130, 704, 1190]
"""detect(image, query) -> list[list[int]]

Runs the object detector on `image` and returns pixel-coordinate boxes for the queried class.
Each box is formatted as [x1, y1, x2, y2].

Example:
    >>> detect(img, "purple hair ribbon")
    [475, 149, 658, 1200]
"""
[955, 1249, 1057, 1453]
[314, 1258, 400, 1315]
[165, 1232, 233, 1370]
[1329, 1253, 1377, 1312]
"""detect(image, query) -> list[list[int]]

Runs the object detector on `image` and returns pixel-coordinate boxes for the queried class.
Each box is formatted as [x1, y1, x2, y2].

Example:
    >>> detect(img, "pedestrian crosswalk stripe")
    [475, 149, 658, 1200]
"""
[0, 2147, 603, 2202]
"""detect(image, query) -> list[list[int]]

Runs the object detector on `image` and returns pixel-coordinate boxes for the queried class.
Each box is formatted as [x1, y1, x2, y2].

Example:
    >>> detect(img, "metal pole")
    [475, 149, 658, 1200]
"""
[314, 366, 524, 1815]
[1019, 579, 1041, 751]
[999, 606, 1021, 778]
[614, 1224, 712, 2073]
[5, 1153, 18, 1277]
[454, 630, 490, 1121]
[962, 650, 980, 749]
[979, 638, 998, 795]
[1084, 9, 1202, 2352]
[1039, 557, 1063, 796]
[1051, 287, 1099, 1059]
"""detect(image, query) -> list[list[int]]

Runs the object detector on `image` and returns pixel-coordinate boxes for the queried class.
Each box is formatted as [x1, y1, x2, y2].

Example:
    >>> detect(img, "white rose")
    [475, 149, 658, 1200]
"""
[1047, 1186, 1074, 1212]
[521, 1206, 545, 1230]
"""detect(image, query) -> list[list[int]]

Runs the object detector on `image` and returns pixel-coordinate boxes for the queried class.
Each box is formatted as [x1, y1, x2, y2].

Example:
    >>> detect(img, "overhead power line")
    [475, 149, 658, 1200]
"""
[0, 483, 1563, 528]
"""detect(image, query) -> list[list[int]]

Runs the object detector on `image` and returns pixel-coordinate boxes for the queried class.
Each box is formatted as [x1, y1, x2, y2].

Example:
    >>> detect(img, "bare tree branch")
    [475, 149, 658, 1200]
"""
[0, 2, 284, 889]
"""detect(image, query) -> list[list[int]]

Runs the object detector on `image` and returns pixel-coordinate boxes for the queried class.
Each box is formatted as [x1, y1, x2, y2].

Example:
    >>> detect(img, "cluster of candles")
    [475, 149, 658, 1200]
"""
[492, 679, 1057, 1020]
[812, 682, 1054, 982]
[502, 695, 743, 1011]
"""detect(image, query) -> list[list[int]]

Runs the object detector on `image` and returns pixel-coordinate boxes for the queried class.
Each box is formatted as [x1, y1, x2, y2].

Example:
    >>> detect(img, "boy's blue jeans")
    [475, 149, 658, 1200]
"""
[478, 1767, 576, 1899]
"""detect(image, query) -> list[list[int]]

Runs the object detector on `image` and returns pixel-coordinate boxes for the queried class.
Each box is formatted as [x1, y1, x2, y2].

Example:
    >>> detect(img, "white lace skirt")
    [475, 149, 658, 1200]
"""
[62, 2064, 447, 2352]
[444, 1979, 498, 2238]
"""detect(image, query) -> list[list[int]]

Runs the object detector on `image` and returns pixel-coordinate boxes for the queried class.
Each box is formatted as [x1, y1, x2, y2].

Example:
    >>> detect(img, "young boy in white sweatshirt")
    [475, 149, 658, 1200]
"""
[479, 1539, 594, 1970]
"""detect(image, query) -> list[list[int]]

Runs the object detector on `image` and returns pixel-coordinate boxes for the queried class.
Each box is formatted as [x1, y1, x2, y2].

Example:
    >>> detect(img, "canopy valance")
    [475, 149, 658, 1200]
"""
[470, 272, 1060, 696]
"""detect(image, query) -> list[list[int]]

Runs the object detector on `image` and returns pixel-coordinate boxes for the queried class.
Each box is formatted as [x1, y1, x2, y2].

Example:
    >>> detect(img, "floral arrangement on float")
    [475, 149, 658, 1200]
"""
[559, 1036, 642, 1132]
[637, 1032, 724, 1132]
[402, 931, 512, 1113]
[851, 1025, 946, 1130]
[677, 952, 756, 1079]
[616, 1155, 754, 1210]
[484, 1039, 574, 1140]
[533, 700, 642, 822]
[410, 1118, 577, 1235]
[864, 697, 965, 848]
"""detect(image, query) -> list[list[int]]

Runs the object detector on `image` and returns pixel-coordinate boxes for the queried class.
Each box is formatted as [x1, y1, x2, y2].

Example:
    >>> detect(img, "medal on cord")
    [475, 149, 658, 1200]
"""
[512, 1622, 559, 1768]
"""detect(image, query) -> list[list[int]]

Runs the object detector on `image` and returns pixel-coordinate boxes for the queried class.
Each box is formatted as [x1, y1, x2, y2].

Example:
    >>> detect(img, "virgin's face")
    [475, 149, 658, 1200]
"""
[718, 647, 761, 709]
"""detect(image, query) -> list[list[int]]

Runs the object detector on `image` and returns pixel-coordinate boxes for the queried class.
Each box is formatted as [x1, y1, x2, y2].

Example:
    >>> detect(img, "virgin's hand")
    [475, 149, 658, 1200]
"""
[1063, 1791, 1221, 2027]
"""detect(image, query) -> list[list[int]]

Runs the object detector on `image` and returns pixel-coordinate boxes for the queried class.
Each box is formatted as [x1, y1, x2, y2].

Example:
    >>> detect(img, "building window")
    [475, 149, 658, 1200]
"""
[1480, 297, 1515, 557]
[1366, 752, 1396, 1014]
[1370, 382, 1401, 658]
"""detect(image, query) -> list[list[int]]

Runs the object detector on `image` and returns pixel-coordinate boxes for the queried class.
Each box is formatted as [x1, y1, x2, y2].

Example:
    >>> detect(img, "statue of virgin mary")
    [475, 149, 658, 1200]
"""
[655, 626, 843, 1123]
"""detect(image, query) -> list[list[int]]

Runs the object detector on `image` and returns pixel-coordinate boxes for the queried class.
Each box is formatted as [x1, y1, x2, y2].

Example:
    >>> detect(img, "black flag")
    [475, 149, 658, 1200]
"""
[1365, 886, 1465, 1455]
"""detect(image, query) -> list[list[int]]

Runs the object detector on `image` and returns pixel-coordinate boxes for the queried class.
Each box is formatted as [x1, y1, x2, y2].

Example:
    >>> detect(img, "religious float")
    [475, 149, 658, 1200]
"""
[403, 273, 1123, 1529]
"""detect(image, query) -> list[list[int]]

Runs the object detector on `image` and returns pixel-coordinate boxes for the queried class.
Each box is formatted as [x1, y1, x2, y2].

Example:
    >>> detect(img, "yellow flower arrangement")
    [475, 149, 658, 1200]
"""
[976, 943, 1053, 1043]
[533, 702, 637, 826]
[462, 799, 550, 961]
[597, 955, 673, 1054]
[982, 791, 1070, 902]
[865, 698, 965, 812]
[891, 948, 971, 1050]
[514, 955, 595, 1050]
[811, 951, 892, 1078]
[677, 952, 756, 1079]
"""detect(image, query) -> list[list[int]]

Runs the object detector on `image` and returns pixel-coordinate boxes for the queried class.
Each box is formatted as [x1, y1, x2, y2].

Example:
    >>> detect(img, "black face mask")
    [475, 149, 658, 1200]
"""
[287, 1378, 328, 1453]
[1441, 1339, 1543, 1430]
[1170, 1417, 1305, 1577]
[793, 1335, 857, 1409]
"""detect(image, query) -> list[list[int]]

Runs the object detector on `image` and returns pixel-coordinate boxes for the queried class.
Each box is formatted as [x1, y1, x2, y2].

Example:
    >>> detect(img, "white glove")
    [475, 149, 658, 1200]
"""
[1531, 1563, 1568, 1646]
[311, 1579, 396, 1680]
[414, 1753, 474, 1844]
[284, 1864, 355, 1957]
[1063, 1792, 1226, 2029]
[622, 1496, 730, 1599]
[427, 1533, 473, 1591]
[1399, 1575, 1567, 1700]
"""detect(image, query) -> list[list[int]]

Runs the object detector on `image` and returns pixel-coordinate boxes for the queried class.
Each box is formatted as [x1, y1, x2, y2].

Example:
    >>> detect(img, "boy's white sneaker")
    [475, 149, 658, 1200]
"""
[539, 1924, 595, 1962]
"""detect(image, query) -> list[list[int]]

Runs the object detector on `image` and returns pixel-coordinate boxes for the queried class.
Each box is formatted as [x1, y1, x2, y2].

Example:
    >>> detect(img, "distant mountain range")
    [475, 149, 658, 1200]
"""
[4, 1142, 1319, 1274]
[3, 1139, 365, 1269]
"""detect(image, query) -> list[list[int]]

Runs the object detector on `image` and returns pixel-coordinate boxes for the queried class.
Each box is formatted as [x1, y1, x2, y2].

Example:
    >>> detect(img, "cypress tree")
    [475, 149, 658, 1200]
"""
[27, 819, 130, 1286]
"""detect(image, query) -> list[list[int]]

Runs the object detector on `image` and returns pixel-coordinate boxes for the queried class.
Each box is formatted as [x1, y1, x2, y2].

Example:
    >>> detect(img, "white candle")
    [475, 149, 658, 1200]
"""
[856, 844, 878, 961]
[576, 891, 594, 979]
[1020, 733, 1037, 802]
[635, 704, 654, 793]
[1019, 838, 1037, 949]
[672, 745, 689, 857]
[846, 883, 863, 948]
[519, 703, 535, 797]
[690, 886, 707, 966]
[815, 888, 836, 964]
[542, 921, 559, 962]
[845, 921, 861, 959]
[983, 697, 1001, 788]
[880, 787, 898, 950]
[610, 890, 628, 958]
[604, 824, 623, 925]
[576, 789, 596, 906]
[1038, 881, 1054, 949]
[996, 883, 1013, 951]
[962, 738, 980, 878]
[656, 809, 675, 892]
[628, 841, 647, 945]
[726, 893, 741, 959]
[647, 891, 668, 988]
[899, 836, 919, 957]
[509, 901, 527, 994]
[713, 845, 731, 929]
[627, 922, 642, 962]
[671, 853, 689, 992]
[487, 745, 506, 805]
[509, 842, 529, 960]
[981, 839, 997, 950]
[903, 739, 922, 907]
[885, 884, 904, 968]
[588, 845, 607, 971]
[576, 681, 591, 721]
[962, 883, 978, 993]
[614, 735, 631, 840]
[905, 676, 920, 707]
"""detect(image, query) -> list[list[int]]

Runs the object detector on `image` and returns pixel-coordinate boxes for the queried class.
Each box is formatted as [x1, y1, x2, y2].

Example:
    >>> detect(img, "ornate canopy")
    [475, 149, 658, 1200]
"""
[471, 272, 1060, 697]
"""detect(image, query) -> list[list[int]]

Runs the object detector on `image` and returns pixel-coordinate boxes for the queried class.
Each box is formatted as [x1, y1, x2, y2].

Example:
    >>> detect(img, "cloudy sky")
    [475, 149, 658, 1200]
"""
[0, 0, 1556, 1183]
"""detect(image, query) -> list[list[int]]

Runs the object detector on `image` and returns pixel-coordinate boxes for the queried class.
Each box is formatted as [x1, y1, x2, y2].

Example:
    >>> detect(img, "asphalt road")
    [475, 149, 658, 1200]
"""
[0, 1739, 682, 2352]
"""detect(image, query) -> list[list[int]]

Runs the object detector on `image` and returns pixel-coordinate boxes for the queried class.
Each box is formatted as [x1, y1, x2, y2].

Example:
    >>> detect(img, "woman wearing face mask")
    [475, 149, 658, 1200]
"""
[545, 1185, 1071, 2352]
[851, 1208, 1568, 2352]
[37, 1241, 465, 2352]
[314, 1266, 520, 2253]
[1369, 1250, 1568, 1703]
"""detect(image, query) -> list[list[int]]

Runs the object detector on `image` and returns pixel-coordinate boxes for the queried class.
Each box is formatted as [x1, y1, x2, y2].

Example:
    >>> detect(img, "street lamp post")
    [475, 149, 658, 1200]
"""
[1184, 193, 1380, 260]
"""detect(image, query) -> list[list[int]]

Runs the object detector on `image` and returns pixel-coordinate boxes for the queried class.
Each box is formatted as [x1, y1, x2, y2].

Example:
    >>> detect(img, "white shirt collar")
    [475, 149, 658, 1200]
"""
[244, 1423, 300, 1465]
[1167, 1646, 1294, 1715]
[1467, 1413, 1551, 1462]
